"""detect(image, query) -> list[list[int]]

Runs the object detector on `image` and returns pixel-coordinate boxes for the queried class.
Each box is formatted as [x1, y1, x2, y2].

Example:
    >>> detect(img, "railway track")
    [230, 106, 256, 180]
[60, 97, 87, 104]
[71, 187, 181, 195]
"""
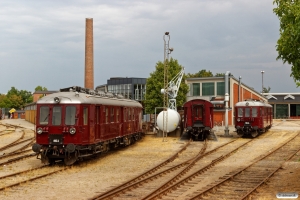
[90, 138, 250, 200]
[0, 164, 69, 191]
[89, 130, 295, 200]
[0, 125, 36, 165]
[179, 132, 300, 200]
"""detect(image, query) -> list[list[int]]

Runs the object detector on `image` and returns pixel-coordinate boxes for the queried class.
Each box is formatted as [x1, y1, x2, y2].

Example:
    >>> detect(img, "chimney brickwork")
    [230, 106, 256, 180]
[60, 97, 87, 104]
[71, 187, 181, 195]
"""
[85, 18, 94, 89]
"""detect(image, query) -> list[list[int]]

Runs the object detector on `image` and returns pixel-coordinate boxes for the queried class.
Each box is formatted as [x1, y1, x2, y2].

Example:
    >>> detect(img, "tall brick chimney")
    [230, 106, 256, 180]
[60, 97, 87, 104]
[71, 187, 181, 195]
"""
[85, 18, 94, 89]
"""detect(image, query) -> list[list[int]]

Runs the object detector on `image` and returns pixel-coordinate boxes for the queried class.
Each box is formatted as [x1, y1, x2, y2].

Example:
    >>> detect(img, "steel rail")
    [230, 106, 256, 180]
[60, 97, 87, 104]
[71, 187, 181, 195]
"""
[188, 132, 300, 200]
[144, 138, 254, 200]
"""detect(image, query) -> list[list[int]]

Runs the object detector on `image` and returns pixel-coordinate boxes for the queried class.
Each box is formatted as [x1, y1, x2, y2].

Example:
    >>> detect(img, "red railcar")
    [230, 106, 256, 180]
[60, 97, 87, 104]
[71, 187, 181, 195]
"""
[235, 99, 272, 138]
[182, 99, 214, 141]
[32, 86, 144, 165]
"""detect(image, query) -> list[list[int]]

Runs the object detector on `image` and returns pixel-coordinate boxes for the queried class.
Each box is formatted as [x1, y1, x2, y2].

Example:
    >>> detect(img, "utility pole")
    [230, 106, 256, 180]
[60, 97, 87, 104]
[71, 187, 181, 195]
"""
[261, 70, 265, 94]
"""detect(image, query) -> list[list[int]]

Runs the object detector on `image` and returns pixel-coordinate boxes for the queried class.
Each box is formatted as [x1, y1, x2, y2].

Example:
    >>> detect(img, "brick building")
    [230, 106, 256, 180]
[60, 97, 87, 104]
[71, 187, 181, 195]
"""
[186, 75, 267, 125]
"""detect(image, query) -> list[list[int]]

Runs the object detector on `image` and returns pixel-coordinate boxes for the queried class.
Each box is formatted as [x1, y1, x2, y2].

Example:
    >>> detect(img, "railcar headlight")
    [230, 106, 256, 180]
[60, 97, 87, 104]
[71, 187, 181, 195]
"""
[237, 118, 240, 122]
[37, 127, 43, 134]
[69, 127, 76, 134]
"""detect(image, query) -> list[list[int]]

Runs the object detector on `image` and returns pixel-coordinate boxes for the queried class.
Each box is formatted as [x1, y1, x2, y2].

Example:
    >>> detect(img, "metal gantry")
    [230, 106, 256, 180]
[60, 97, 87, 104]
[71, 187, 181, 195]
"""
[161, 67, 184, 111]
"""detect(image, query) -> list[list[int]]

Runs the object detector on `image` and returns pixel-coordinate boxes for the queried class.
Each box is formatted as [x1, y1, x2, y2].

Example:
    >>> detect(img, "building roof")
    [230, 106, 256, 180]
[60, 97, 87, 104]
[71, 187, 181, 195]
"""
[263, 93, 300, 103]
[33, 90, 59, 94]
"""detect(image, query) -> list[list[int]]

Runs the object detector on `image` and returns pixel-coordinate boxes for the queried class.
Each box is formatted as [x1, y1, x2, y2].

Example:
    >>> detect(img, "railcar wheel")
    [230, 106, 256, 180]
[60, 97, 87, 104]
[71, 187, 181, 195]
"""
[251, 131, 259, 138]
[237, 130, 243, 137]
[64, 152, 77, 165]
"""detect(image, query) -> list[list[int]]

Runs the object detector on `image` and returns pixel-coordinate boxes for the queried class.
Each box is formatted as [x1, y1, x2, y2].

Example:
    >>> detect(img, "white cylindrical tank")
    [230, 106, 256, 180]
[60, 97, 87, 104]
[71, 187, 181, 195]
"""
[157, 109, 181, 132]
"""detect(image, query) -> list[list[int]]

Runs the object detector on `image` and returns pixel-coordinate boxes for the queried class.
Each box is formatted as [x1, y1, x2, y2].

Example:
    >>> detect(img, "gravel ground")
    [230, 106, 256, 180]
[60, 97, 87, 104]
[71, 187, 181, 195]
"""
[0, 119, 299, 200]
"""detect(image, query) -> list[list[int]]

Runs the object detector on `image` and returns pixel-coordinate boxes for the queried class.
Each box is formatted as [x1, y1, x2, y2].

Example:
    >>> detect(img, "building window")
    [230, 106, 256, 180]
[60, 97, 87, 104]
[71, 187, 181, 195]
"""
[217, 82, 225, 95]
[202, 82, 214, 96]
[192, 83, 200, 96]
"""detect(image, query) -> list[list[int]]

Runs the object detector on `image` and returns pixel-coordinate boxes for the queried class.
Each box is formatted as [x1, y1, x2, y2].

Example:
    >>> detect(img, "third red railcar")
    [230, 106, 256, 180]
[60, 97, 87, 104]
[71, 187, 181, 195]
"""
[235, 99, 272, 138]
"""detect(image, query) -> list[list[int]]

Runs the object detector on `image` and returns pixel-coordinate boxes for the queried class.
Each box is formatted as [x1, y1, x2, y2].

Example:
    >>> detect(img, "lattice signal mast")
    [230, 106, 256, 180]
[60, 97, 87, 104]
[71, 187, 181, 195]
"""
[162, 32, 173, 140]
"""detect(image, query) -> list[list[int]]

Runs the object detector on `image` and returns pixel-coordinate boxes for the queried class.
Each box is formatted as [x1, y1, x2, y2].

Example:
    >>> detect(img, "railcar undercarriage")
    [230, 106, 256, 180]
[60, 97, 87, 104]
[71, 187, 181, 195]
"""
[186, 126, 211, 141]
[235, 125, 270, 138]
[32, 133, 143, 165]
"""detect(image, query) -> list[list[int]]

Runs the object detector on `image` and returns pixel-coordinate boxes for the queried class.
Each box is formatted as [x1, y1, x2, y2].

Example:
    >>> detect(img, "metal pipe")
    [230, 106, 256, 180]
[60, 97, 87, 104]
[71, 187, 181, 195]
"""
[238, 76, 241, 102]
[224, 71, 232, 137]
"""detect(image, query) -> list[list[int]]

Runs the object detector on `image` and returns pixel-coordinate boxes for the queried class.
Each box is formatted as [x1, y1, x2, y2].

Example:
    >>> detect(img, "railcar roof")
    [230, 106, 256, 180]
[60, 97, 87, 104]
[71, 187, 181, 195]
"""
[183, 99, 213, 106]
[235, 100, 272, 107]
[36, 92, 143, 108]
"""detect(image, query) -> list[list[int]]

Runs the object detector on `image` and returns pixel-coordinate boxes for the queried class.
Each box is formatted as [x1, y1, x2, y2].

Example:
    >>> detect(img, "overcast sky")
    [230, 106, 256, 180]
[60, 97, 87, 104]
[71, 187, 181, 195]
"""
[0, 0, 299, 94]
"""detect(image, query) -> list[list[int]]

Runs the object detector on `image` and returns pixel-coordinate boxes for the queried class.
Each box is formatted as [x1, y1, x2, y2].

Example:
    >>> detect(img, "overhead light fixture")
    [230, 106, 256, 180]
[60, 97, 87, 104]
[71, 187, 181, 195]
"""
[54, 97, 60, 103]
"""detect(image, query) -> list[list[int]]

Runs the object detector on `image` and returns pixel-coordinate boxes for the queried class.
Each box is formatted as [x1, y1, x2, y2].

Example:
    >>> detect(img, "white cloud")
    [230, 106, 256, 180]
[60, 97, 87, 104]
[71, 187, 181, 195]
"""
[0, 0, 298, 93]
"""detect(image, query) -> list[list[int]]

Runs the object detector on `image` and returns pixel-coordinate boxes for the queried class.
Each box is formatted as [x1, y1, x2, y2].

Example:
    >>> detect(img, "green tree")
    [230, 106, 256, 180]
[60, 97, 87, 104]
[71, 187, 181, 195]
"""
[35, 85, 48, 99]
[273, 0, 300, 86]
[35, 86, 48, 91]
[215, 73, 225, 77]
[144, 58, 189, 114]
[2, 87, 33, 109]
[262, 86, 271, 93]
[0, 94, 6, 108]
[186, 69, 214, 78]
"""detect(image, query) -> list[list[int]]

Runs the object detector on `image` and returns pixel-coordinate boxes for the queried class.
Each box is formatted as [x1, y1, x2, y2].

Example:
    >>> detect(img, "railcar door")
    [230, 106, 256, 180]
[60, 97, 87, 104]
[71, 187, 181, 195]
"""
[95, 106, 101, 142]
[120, 107, 124, 136]
[89, 105, 95, 143]
[115, 107, 122, 137]
[81, 106, 89, 143]
[192, 104, 204, 127]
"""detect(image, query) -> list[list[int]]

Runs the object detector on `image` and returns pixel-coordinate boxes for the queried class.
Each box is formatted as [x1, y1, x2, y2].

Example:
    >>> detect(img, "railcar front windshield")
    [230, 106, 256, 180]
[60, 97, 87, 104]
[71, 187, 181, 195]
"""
[238, 107, 258, 117]
[65, 106, 76, 125]
[52, 106, 62, 125]
[238, 108, 243, 117]
[39, 106, 50, 125]
[245, 108, 250, 117]
[252, 107, 258, 117]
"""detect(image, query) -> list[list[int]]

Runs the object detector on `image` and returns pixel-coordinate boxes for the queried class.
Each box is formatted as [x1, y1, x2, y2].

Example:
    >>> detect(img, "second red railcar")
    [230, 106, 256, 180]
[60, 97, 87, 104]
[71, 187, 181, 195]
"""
[182, 99, 214, 141]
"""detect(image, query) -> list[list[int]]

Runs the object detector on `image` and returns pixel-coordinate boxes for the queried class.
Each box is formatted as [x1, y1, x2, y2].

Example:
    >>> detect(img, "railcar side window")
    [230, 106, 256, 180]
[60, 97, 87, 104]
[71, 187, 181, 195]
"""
[65, 106, 76, 125]
[128, 108, 131, 121]
[39, 106, 49, 125]
[105, 107, 108, 123]
[124, 108, 127, 122]
[252, 108, 257, 117]
[52, 106, 62, 125]
[83, 107, 88, 125]
[111, 108, 114, 123]
[116, 108, 119, 122]
[133, 108, 135, 121]
[238, 108, 243, 117]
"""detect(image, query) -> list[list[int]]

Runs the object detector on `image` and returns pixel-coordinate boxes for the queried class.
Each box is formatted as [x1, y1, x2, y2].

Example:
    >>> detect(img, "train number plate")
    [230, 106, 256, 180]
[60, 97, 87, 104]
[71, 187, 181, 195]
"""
[49, 134, 63, 145]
